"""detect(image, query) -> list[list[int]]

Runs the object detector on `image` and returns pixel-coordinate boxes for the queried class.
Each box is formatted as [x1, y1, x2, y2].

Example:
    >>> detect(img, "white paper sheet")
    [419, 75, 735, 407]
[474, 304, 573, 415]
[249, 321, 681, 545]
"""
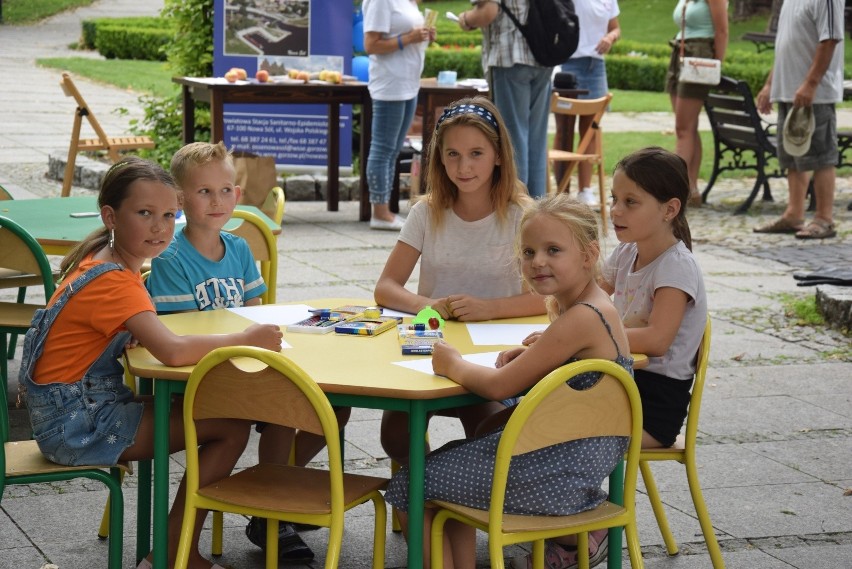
[465, 323, 545, 346]
[227, 304, 314, 326]
[379, 307, 415, 318]
[392, 351, 502, 376]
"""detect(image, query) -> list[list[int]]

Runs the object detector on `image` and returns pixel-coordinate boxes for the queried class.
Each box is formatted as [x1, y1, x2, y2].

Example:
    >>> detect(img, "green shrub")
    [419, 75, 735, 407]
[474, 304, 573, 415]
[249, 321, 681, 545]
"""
[424, 46, 482, 79]
[605, 55, 668, 92]
[81, 17, 170, 51]
[95, 25, 172, 61]
[434, 31, 481, 48]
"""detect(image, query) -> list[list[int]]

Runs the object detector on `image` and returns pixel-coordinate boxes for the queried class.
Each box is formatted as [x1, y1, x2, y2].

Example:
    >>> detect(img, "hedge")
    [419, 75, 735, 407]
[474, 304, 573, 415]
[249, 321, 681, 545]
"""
[423, 46, 482, 79]
[95, 25, 172, 61]
[81, 17, 171, 51]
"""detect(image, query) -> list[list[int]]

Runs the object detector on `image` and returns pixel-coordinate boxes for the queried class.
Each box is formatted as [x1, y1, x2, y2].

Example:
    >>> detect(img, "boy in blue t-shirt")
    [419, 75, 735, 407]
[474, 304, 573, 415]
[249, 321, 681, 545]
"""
[146, 141, 316, 562]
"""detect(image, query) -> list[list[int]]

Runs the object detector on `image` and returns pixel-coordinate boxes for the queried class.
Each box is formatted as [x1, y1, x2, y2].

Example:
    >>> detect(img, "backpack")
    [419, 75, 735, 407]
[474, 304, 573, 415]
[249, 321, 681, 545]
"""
[499, 0, 580, 67]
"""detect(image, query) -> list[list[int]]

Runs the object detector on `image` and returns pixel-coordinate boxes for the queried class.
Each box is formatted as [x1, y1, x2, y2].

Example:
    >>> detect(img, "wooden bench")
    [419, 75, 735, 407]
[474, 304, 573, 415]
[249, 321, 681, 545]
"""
[704, 75, 852, 213]
[702, 76, 782, 213]
[60, 72, 155, 197]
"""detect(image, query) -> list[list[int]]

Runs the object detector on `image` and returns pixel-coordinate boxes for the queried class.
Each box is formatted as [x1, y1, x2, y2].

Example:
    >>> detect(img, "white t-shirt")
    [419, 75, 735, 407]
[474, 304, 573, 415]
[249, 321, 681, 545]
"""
[771, 0, 844, 104]
[602, 241, 707, 380]
[398, 200, 524, 299]
[363, 0, 426, 101]
[572, 0, 620, 60]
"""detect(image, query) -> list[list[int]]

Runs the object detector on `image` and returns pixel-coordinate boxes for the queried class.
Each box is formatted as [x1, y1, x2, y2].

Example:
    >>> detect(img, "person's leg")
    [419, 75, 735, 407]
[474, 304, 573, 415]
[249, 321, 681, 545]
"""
[455, 401, 507, 438]
[257, 424, 296, 464]
[490, 66, 532, 194]
[672, 95, 705, 197]
[124, 403, 251, 569]
[811, 166, 836, 224]
[292, 406, 352, 466]
[527, 65, 554, 199]
[784, 168, 810, 221]
[368, 98, 416, 223]
[395, 509, 476, 569]
[381, 409, 431, 466]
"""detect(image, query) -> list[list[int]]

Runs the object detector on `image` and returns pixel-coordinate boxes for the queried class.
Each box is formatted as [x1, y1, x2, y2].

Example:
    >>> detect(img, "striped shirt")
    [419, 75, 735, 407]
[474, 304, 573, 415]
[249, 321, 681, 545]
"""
[480, 0, 543, 70]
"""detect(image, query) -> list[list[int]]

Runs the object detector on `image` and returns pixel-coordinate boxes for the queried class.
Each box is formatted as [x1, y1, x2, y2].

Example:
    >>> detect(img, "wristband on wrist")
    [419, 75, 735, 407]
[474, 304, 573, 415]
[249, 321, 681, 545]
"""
[397, 34, 404, 51]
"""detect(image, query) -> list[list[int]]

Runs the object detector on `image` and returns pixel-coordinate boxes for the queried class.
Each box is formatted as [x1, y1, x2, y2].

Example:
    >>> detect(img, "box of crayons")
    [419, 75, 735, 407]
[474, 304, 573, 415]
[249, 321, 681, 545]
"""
[334, 308, 401, 336]
[398, 323, 444, 355]
[286, 305, 367, 334]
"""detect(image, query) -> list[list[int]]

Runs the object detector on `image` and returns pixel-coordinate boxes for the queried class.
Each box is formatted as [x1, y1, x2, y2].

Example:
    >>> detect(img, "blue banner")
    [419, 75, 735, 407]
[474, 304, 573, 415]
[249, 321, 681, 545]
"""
[214, 0, 354, 167]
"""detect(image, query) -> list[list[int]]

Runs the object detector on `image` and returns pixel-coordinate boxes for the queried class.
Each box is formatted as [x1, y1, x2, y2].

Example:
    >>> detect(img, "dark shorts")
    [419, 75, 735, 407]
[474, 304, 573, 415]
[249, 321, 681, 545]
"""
[665, 38, 716, 101]
[634, 369, 693, 447]
[776, 102, 838, 171]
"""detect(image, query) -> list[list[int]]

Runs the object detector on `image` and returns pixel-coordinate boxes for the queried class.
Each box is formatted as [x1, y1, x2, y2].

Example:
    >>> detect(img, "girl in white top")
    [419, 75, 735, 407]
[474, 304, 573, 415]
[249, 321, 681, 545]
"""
[363, 0, 434, 228]
[374, 96, 546, 464]
[601, 147, 708, 448]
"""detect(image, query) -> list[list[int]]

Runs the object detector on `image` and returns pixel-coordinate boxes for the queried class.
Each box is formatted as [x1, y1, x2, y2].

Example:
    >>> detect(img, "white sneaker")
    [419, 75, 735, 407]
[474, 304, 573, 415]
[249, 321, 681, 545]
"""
[369, 214, 405, 231]
[577, 187, 599, 206]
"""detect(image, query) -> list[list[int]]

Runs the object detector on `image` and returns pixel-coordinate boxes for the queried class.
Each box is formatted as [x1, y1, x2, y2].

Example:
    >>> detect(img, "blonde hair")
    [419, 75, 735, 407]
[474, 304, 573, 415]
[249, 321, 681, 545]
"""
[60, 157, 177, 278]
[170, 141, 234, 190]
[516, 193, 601, 320]
[423, 96, 529, 227]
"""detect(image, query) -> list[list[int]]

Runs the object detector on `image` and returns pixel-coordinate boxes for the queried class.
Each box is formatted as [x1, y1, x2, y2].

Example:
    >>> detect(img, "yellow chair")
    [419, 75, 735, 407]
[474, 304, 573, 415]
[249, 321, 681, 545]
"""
[639, 320, 724, 567]
[0, 216, 56, 393]
[227, 209, 279, 305]
[261, 186, 286, 226]
[175, 347, 388, 569]
[59, 72, 156, 197]
[547, 92, 612, 235]
[429, 359, 644, 569]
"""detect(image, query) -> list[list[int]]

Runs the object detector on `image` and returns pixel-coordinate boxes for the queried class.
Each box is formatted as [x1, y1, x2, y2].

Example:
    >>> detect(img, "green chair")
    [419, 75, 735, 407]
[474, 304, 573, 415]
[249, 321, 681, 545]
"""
[0, 216, 56, 394]
[0, 222, 128, 568]
[639, 320, 725, 567]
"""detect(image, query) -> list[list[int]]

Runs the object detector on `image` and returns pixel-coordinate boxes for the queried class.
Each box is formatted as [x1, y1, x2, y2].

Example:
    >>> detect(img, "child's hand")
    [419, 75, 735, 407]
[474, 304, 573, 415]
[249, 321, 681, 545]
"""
[445, 294, 492, 321]
[521, 331, 544, 346]
[243, 323, 284, 352]
[124, 336, 140, 350]
[431, 340, 461, 377]
[495, 347, 525, 368]
[429, 298, 453, 320]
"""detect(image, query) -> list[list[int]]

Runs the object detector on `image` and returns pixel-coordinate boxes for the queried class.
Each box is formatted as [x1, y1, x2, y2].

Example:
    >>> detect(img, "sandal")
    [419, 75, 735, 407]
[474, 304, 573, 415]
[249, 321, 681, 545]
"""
[796, 219, 837, 240]
[509, 529, 609, 569]
[753, 217, 804, 234]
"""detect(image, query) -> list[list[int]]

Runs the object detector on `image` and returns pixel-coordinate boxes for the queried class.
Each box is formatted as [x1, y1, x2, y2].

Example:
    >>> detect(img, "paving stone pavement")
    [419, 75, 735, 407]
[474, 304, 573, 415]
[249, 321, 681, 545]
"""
[1, 1, 851, 569]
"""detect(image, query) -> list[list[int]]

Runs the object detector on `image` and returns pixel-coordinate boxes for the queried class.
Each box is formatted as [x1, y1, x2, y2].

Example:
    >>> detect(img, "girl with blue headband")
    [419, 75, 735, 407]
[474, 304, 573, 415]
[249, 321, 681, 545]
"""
[374, 96, 547, 493]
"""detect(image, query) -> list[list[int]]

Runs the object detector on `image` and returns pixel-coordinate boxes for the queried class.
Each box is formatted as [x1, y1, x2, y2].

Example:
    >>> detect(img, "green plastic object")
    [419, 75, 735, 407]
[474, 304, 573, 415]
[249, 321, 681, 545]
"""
[412, 307, 445, 330]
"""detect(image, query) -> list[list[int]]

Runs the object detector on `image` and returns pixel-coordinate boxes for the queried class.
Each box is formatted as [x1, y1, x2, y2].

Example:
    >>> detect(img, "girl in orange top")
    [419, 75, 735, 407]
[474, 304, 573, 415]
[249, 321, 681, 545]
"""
[18, 157, 282, 569]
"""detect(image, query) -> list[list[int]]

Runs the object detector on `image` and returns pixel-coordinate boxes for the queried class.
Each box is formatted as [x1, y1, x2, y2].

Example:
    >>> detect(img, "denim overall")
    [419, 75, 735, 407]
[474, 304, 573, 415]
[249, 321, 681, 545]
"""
[18, 262, 144, 466]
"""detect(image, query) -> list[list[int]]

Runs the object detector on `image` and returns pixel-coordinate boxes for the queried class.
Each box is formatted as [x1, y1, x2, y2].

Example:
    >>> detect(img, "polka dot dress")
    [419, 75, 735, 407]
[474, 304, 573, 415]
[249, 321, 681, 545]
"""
[385, 304, 633, 516]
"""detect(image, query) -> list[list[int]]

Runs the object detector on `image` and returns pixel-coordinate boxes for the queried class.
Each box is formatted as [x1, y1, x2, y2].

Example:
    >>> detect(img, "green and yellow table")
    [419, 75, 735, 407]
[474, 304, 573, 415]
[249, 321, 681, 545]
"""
[125, 299, 645, 568]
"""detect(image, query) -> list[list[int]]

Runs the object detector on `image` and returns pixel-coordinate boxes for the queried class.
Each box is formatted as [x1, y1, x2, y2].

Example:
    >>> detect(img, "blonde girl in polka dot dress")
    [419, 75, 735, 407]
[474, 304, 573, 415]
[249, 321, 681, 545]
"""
[384, 194, 633, 569]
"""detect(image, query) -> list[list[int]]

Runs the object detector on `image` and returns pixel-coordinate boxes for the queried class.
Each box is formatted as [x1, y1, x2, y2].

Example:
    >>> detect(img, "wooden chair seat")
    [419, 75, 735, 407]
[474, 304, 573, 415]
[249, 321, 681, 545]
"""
[60, 72, 156, 197]
[431, 499, 627, 534]
[5, 439, 130, 477]
[199, 463, 387, 515]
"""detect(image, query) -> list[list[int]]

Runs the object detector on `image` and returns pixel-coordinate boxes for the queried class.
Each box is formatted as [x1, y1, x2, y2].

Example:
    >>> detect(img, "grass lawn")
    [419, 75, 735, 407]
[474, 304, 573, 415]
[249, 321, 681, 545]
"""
[1, 0, 94, 24]
[38, 57, 178, 98]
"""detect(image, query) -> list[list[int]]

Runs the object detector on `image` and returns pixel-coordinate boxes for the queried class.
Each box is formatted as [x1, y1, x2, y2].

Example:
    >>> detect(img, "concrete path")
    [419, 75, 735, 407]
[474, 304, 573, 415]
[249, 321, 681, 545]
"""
[1, 2, 851, 568]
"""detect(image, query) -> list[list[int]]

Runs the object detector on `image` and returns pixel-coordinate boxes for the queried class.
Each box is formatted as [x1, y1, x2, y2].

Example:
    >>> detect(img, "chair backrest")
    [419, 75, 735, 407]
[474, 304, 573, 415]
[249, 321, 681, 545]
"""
[59, 72, 111, 147]
[182, 347, 345, 504]
[226, 209, 278, 304]
[261, 186, 286, 226]
[550, 92, 613, 156]
[683, 320, 712, 451]
[488, 359, 642, 522]
[0, 216, 56, 301]
[0, 184, 12, 201]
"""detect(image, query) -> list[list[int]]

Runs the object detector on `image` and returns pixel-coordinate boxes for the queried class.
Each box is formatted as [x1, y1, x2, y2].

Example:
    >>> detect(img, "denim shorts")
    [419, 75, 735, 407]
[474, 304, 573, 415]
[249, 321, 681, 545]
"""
[776, 102, 838, 171]
[561, 57, 609, 100]
[665, 38, 716, 101]
[26, 375, 143, 466]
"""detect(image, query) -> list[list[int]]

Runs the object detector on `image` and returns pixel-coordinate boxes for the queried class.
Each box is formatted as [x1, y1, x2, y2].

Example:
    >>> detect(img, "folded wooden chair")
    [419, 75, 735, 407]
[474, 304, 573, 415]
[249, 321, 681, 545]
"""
[59, 72, 155, 197]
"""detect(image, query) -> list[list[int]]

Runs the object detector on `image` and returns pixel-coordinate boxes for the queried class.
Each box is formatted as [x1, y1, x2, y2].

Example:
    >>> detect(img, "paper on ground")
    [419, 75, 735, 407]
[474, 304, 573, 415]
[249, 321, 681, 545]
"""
[392, 351, 502, 376]
[465, 323, 544, 346]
